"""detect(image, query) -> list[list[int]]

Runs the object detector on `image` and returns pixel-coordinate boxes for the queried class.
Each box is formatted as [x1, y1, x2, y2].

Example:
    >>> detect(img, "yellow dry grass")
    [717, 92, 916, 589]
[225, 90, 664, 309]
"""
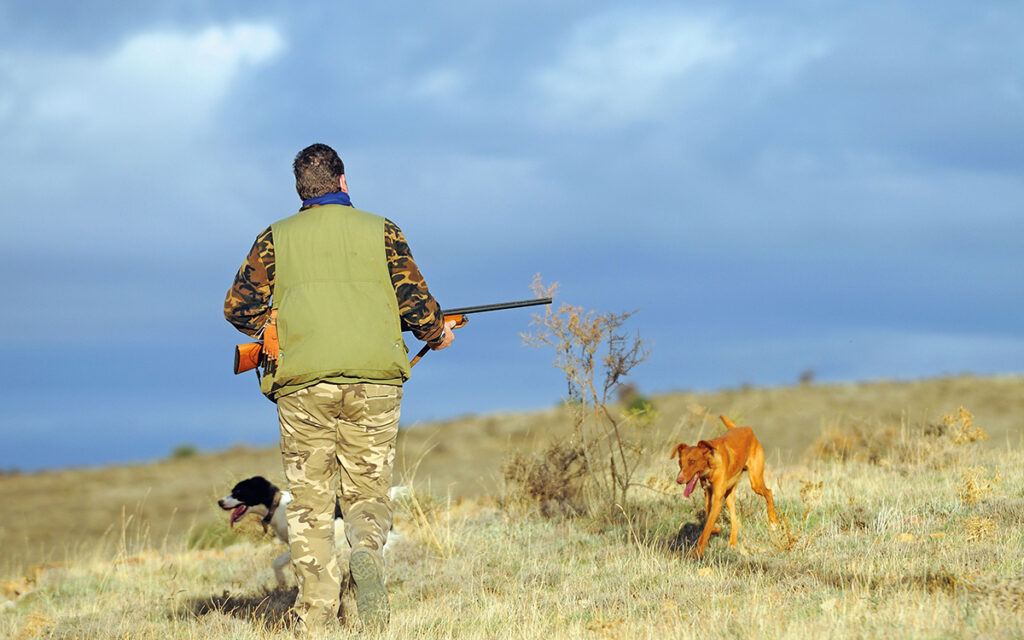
[1, 375, 1022, 638]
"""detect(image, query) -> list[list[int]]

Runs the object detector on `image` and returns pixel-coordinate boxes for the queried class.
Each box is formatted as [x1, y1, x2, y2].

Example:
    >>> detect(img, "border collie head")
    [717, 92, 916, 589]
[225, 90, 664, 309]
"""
[218, 476, 279, 527]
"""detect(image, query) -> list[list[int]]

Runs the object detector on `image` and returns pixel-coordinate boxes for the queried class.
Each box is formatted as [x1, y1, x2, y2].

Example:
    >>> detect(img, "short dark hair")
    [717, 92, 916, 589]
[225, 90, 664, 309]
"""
[293, 143, 345, 200]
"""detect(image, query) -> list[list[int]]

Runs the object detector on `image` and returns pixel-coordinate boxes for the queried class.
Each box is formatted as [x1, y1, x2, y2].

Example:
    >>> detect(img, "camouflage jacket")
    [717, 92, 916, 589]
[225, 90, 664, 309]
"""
[224, 207, 445, 346]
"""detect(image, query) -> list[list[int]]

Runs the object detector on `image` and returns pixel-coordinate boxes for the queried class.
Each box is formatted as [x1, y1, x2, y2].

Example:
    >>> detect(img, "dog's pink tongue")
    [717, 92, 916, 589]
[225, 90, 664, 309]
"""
[683, 475, 698, 498]
[230, 505, 247, 527]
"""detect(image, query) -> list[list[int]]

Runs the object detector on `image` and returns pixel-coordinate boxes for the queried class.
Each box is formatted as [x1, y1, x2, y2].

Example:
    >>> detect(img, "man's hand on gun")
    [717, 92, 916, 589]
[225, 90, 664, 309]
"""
[431, 319, 457, 351]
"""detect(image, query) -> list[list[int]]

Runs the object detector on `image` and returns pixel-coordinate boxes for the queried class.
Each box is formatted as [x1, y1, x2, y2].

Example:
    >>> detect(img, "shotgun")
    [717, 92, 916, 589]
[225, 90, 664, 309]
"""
[233, 297, 552, 375]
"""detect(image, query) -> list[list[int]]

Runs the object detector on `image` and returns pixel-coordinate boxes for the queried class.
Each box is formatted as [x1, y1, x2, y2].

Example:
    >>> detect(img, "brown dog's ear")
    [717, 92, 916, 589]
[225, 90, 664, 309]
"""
[697, 440, 719, 464]
[670, 443, 687, 459]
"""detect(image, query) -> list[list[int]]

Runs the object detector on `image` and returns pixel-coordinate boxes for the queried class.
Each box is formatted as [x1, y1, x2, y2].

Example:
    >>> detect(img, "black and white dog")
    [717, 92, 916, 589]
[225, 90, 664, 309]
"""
[218, 476, 402, 587]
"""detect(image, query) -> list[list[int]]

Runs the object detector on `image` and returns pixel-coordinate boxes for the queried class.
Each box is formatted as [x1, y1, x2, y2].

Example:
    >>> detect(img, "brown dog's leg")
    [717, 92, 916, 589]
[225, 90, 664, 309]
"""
[693, 489, 725, 558]
[703, 484, 721, 534]
[725, 489, 739, 547]
[747, 440, 779, 525]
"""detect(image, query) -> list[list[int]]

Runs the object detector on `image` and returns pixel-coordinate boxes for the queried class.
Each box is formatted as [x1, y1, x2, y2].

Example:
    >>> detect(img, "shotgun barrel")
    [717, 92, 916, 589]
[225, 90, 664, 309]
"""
[441, 297, 552, 316]
[408, 297, 552, 367]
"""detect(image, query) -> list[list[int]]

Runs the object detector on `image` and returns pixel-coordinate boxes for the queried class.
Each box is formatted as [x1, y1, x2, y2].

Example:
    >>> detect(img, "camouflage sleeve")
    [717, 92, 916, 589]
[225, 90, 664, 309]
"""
[224, 226, 275, 337]
[385, 218, 445, 344]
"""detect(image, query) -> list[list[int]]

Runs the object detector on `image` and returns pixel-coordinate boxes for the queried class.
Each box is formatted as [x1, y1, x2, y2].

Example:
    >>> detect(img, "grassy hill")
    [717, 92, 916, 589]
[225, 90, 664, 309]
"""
[2, 375, 1022, 638]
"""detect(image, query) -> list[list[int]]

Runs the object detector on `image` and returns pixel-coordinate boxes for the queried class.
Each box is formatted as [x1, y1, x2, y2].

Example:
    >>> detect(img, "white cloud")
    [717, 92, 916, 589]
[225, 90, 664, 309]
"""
[1, 23, 284, 139]
[533, 11, 736, 128]
[531, 10, 831, 131]
[409, 67, 466, 101]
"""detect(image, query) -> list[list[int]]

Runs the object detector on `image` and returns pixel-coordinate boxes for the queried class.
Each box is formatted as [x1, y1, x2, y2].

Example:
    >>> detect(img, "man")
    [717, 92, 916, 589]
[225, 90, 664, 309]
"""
[224, 143, 454, 631]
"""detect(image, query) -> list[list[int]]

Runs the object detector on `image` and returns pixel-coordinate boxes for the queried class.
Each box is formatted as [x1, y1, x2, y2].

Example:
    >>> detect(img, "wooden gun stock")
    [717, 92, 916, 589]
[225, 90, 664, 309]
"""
[445, 313, 468, 329]
[234, 341, 262, 375]
[232, 309, 279, 375]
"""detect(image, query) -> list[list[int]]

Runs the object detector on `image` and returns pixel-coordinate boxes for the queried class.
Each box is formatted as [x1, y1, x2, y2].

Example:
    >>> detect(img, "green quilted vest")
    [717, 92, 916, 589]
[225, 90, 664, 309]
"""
[260, 204, 409, 401]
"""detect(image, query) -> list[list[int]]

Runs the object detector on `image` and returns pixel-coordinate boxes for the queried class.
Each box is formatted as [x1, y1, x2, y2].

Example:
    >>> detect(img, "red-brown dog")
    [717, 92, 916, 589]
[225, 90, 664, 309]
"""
[670, 415, 779, 558]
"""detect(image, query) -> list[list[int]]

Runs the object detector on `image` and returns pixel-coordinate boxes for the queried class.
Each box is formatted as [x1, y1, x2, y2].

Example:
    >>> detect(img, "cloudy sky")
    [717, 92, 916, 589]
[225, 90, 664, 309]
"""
[2, 1, 1021, 470]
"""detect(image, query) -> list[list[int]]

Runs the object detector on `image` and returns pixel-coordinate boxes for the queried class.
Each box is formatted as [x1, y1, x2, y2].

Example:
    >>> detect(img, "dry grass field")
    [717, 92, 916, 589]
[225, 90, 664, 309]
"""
[2, 375, 1022, 638]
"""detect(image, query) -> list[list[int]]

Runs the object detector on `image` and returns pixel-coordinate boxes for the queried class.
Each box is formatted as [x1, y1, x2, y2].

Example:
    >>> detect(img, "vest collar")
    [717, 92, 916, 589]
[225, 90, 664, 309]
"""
[301, 190, 352, 209]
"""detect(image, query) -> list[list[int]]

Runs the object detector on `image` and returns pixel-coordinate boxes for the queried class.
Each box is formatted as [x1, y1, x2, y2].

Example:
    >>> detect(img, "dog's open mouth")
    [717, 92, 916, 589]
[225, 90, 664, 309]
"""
[229, 505, 248, 527]
[683, 474, 699, 498]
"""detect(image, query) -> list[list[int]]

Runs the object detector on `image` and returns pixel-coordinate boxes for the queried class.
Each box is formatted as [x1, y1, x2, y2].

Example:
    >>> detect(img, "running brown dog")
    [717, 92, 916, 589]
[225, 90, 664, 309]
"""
[670, 415, 779, 558]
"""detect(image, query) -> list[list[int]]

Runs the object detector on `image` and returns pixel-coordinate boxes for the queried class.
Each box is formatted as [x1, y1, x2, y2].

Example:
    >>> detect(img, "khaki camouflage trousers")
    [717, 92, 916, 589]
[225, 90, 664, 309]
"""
[277, 381, 401, 631]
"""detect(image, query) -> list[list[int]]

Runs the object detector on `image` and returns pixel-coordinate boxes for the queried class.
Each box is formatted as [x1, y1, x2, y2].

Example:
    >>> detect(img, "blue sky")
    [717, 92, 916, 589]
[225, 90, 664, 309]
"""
[2, 1, 1022, 470]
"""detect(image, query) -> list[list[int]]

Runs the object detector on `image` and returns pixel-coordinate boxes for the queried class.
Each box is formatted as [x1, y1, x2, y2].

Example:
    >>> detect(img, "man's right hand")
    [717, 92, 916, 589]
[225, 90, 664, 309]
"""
[431, 319, 457, 350]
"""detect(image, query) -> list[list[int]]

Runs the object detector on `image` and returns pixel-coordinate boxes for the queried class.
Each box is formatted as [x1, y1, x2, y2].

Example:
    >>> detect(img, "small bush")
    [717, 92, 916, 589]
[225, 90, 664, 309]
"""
[171, 444, 198, 459]
[625, 394, 656, 418]
[807, 407, 988, 469]
[807, 419, 901, 465]
[503, 439, 589, 517]
[963, 516, 998, 542]
[958, 466, 1001, 505]
[926, 406, 988, 444]
[617, 384, 656, 419]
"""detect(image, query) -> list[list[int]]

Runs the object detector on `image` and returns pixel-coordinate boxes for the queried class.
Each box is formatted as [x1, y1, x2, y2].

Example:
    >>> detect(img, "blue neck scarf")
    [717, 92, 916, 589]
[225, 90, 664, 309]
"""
[301, 190, 353, 209]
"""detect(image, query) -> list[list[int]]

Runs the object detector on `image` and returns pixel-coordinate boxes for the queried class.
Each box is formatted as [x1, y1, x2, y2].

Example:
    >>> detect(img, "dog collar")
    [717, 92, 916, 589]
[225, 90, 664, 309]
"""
[262, 491, 281, 533]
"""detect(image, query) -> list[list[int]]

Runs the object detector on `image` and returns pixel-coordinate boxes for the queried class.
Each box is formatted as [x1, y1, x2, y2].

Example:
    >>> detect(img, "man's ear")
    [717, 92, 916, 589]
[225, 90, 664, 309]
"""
[338, 174, 348, 193]
[670, 443, 687, 459]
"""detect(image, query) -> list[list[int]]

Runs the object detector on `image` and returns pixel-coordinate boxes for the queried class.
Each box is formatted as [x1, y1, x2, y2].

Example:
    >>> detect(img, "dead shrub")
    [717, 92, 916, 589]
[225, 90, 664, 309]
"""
[807, 407, 989, 469]
[15, 611, 55, 640]
[958, 466, 1001, 505]
[503, 439, 589, 517]
[517, 274, 649, 515]
[926, 406, 988, 444]
[808, 419, 901, 465]
[963, 516, 998, 542]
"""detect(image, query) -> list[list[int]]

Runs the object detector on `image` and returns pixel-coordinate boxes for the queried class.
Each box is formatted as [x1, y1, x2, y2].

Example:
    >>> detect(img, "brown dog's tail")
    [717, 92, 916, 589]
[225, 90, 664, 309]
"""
[720, 415, 739, 430]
